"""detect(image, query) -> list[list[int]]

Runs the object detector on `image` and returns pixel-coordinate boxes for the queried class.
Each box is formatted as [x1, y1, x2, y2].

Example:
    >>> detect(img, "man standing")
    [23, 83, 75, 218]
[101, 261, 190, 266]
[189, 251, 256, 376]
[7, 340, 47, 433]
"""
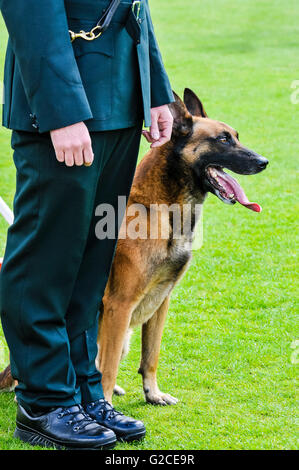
[0, 0, 174, 450]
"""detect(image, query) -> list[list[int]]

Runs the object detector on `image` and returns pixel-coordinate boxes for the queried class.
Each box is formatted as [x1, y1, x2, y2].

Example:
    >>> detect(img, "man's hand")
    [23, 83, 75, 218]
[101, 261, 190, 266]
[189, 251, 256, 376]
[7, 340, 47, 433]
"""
[142, 104, 173, 148]
[50, 122, 94, 167]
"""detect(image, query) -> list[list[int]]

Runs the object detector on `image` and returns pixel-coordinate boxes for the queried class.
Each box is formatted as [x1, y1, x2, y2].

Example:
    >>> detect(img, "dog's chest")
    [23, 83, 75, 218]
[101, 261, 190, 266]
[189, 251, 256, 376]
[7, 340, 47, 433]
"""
[130, 241, 192, 327]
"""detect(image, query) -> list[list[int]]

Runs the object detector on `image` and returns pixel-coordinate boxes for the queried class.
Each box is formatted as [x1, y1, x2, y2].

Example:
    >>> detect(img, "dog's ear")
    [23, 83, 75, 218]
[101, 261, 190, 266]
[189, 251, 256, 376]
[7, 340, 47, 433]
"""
[169, 91, 193, 136]
[184, 88, 208, 118]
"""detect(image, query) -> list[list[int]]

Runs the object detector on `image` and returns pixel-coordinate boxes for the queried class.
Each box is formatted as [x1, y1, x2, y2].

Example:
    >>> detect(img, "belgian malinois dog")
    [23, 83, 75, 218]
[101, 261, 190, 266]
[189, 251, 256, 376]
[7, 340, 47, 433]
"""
[0, 89, 268, 406]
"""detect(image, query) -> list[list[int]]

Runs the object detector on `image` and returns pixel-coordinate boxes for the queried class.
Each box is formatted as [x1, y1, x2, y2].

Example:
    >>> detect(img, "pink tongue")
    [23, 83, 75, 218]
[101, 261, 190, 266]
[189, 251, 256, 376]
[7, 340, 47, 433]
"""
[216, 170, 262, 213]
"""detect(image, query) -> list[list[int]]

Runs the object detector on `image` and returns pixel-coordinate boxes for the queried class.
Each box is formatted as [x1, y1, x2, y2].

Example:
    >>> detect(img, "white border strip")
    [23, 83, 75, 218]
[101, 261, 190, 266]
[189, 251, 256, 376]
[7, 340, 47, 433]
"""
[0, 197, 14, 226]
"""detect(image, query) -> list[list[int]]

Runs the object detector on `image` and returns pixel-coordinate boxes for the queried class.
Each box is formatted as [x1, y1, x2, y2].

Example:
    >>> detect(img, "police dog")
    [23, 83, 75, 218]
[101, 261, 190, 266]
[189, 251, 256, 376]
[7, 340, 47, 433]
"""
[98, 89, 268, 405]
[0, 89, 268, 405]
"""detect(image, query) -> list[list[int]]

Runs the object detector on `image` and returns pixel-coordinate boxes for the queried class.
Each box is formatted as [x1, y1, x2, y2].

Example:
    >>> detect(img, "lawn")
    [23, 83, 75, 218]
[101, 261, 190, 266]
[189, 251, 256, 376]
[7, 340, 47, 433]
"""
[0, 0, 298, 450]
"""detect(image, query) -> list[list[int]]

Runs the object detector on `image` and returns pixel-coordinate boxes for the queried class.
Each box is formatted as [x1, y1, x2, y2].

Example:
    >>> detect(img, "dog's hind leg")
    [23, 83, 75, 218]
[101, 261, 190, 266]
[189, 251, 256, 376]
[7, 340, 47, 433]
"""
[139, 296, 178, 405]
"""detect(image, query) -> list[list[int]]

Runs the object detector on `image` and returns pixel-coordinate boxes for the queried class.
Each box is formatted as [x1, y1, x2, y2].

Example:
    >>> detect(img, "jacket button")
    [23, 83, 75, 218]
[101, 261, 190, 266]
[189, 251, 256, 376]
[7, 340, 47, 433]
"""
[30, 113, 39, 129]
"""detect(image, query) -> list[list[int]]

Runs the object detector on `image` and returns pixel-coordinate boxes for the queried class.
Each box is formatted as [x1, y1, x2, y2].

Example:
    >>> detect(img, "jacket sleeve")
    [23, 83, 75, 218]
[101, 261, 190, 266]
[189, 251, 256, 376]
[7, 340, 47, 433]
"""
[0, 0, 93, 133]
[145, 0, 174, 108]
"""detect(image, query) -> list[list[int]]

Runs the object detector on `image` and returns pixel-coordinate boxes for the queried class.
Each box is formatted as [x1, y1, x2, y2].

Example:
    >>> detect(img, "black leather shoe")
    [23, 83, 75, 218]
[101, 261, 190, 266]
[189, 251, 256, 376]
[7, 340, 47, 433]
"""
[85, 399, 146, 442]
[14, 403, 117, 450]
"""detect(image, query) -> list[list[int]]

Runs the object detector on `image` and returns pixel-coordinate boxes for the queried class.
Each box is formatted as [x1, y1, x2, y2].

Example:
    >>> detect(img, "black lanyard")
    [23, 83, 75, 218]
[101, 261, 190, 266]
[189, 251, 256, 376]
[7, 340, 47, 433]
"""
[69, 0, 122, 43]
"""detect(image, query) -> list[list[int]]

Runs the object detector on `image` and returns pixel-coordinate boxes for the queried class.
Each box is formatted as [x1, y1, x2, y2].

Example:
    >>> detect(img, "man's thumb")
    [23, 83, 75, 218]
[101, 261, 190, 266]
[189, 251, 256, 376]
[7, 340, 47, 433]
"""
[150, 118, 160, 141]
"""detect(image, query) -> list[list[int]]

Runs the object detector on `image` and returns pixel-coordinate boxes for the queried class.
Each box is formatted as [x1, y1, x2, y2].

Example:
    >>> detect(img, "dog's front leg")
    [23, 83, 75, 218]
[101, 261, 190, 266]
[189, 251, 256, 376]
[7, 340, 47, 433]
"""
[139, 296, 178, 405]
[98, 301, 134, 404]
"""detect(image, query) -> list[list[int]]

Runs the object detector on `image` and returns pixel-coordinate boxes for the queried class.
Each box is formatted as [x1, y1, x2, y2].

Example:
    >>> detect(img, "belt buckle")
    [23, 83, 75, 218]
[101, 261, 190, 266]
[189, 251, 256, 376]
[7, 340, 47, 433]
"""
[132, 0, 141, 20]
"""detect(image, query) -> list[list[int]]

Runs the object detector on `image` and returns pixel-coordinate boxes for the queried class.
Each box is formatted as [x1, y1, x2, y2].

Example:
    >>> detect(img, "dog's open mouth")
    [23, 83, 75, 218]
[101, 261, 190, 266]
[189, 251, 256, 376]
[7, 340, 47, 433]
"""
[205, 166, 262, 212]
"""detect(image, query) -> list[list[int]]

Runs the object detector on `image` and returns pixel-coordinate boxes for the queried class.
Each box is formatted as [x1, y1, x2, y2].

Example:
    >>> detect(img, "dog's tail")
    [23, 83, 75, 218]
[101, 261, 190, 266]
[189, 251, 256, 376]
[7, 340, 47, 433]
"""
[0, 364, 16, 392]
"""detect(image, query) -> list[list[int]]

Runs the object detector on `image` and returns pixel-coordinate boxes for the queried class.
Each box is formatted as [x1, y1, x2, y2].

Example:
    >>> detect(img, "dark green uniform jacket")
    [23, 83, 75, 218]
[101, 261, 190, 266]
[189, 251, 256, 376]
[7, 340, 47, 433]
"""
[1, 0, 174, 133]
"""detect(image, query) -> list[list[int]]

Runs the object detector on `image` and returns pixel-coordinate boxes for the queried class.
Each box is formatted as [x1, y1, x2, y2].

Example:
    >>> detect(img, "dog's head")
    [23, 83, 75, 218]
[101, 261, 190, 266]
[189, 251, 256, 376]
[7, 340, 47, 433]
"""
[169, 89, 268, 212]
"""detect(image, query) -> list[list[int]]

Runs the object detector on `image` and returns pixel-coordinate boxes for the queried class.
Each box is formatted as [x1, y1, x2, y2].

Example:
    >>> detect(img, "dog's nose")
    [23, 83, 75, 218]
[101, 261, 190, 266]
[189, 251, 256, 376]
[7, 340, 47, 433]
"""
[257, 157, 269, 170]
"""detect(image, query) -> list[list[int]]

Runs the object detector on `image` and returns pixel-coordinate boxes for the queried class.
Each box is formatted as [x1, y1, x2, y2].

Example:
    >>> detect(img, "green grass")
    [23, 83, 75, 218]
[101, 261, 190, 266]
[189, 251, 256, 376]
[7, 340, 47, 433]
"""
[0, 0, 298, 450]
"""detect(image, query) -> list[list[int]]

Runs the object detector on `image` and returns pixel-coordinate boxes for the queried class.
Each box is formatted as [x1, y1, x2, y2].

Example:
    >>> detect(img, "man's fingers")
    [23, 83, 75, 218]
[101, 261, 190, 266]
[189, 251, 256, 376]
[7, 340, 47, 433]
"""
[55, 145, 93, 167]
[50, 122, 94, 168]
[74, 146, 84, 166]
[142, 130, 155, 143]
[55, 149, 65, 163]
[160, 123, 173, 143]
[150, 114, 160, 141]
[150, 120, 173, 148]
[151, 137, 169, 148]
[147, 105, 174, 148]
[64, 150, 74, 167]
[164, 120, 173, 141]
[151, 137, 168, 148]
[83, 145, 94, 167]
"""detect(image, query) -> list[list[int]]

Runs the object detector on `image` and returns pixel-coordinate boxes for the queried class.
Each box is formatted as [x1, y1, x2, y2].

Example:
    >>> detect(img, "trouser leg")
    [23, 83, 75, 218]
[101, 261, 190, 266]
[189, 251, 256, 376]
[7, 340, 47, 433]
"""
[66, 124, 142, 403]
[69, 313, 104, 404]
[0, 130, 106, 410]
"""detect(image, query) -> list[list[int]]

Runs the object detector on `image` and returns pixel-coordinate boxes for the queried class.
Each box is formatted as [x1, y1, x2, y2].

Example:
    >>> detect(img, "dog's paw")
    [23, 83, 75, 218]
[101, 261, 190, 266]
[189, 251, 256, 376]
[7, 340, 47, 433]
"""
[145, 391, 179, 406]
[113, 384, 126, 396]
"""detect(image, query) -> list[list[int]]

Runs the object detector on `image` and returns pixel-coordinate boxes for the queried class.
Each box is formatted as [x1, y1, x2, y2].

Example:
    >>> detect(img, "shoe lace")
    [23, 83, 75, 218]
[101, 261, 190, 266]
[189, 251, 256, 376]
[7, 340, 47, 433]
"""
[58, 405, 94, 431]
[91, 399, 124, 421]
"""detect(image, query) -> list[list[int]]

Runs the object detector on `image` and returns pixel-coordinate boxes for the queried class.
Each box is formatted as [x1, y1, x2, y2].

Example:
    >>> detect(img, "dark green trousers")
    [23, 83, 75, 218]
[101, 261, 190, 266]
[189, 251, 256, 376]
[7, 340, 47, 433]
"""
[0, 123, 142, 411]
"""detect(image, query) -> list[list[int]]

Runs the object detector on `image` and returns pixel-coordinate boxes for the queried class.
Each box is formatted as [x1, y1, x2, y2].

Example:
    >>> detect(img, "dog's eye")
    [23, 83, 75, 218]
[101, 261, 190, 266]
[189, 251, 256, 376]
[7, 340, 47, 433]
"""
[217, 134, 231, 144]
